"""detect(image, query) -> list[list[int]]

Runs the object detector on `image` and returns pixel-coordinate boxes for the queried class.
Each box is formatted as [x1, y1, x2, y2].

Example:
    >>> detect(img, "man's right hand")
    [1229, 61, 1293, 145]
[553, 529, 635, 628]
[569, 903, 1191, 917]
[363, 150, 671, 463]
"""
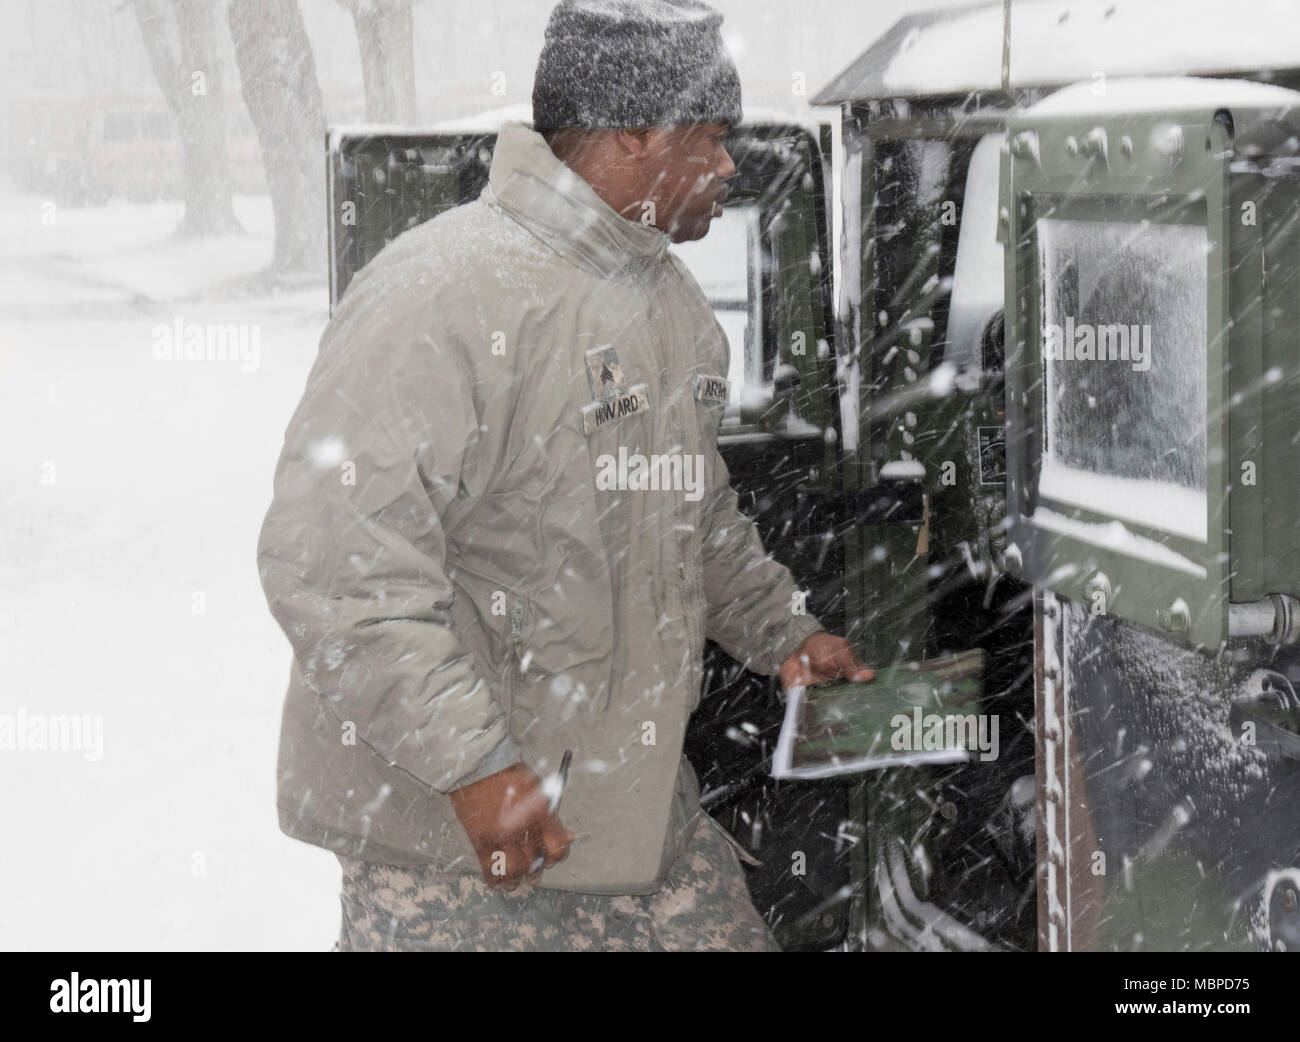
[448, 763, 574, 890]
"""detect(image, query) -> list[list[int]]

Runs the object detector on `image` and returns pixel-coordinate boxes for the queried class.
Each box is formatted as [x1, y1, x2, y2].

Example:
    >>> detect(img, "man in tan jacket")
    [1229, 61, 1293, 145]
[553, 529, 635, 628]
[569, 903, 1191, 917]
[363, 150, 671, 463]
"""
[258, 0, 872, 951]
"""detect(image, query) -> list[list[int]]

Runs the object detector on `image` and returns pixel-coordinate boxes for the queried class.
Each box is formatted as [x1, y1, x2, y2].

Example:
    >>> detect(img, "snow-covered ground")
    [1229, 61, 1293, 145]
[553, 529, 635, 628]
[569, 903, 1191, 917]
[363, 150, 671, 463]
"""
[0, 189, 340, 950]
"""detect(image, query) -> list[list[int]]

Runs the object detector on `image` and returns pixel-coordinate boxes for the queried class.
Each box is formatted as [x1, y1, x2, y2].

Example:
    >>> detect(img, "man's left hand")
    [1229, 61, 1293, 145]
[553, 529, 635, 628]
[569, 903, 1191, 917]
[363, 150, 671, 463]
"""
[778, 632, 875, 691]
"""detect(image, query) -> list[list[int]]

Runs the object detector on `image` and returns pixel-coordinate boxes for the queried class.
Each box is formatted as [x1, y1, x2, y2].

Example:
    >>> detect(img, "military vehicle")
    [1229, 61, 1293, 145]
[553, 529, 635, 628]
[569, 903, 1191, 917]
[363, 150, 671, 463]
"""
[324, 0, 1300, 951]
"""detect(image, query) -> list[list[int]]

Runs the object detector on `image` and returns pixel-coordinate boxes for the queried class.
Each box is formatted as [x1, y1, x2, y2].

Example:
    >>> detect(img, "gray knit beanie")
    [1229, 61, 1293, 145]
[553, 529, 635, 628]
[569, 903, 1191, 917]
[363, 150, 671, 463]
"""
[532, 0, 743, 130]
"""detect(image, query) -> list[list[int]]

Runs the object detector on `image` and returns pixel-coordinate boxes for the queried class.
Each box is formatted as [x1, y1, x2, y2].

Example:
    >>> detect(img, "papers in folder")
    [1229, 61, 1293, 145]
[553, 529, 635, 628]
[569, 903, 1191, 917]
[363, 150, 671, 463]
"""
[771, 649, 987, 779]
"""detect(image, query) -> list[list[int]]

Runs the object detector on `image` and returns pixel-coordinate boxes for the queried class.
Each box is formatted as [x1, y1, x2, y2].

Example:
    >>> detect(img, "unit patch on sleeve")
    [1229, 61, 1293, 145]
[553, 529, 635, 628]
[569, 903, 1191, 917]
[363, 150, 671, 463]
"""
[693, 373, 731, 403]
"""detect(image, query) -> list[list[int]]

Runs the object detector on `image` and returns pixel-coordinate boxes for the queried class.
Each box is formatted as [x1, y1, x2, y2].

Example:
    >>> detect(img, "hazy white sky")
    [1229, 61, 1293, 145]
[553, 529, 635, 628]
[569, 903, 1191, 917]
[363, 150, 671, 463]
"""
[0, 0, 988, 126]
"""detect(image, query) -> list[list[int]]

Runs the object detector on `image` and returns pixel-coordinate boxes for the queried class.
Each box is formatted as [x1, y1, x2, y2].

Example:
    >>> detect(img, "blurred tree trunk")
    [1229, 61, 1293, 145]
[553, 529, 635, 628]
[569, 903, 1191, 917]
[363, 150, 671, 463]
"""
[132, 0, 240, 235]
[228, 0, 326, 275]
[341, 0, 415, 123]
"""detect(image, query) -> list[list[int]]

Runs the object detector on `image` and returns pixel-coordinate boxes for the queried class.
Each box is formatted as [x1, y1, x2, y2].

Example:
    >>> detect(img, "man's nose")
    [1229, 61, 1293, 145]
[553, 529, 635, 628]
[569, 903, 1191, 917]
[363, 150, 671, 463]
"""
[717, 146, 737, 184]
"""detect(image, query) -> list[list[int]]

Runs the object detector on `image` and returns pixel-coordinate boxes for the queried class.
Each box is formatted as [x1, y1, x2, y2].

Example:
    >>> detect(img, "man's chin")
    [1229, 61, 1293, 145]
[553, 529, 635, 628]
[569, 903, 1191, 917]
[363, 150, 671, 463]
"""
[668, 214, 717, 243]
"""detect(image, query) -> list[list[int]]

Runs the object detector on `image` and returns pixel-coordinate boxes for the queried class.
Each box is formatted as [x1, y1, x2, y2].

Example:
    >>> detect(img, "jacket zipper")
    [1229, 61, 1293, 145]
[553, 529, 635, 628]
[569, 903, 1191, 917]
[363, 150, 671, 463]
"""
[510, 598, 525, 646]
[501, 597, 527, 713]
[657, 263, 712, 700]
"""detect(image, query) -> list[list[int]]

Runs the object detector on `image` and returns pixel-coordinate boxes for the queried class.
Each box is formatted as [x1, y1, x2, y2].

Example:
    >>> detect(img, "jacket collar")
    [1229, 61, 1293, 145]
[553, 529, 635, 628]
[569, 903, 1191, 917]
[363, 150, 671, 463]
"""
[482, 121, 672, 280]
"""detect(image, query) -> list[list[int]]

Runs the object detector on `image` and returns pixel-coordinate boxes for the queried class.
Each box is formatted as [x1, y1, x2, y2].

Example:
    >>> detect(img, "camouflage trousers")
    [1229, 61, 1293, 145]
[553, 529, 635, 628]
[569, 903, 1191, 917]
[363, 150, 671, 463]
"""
[335, 812, 781, 951]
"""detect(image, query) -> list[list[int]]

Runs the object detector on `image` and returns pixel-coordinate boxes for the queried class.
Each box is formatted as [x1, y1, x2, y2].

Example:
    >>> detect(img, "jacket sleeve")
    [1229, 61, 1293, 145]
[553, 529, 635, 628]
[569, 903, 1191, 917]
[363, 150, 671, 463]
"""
[257, 315, 514, 795]
[702, 446, 821, 675]
[697, 411, 826, 678]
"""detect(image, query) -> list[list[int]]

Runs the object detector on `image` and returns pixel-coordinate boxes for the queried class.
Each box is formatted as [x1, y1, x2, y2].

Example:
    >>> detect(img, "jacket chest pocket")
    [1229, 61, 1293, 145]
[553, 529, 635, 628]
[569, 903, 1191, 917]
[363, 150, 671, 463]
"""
[584, 385, 657, 505]
[577, 341, 655, 442]
[581, 384, 653, 446]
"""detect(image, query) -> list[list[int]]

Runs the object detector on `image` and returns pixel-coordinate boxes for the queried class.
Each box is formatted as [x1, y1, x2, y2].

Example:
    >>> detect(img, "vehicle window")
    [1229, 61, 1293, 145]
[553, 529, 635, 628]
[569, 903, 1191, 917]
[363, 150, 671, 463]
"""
[1036, 216, 1208, 541]
[947, 133, 1005, 373]
[872, 136, 972, 371]
[670, 201, 762, 404]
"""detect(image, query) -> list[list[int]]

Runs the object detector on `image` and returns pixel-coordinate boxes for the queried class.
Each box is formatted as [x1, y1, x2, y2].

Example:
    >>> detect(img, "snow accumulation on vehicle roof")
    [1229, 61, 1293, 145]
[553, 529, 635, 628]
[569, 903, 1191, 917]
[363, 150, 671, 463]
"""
[813, 0, 1300, 103]
[1024, 76, 1300, 117]
[325, 123, 448, 151]
[327, 103, 831, 147]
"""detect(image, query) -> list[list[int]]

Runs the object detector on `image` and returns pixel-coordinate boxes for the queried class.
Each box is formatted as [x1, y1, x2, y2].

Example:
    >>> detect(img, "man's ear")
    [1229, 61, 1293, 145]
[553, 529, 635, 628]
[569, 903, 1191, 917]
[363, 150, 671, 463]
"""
[613, 127, 655, 159]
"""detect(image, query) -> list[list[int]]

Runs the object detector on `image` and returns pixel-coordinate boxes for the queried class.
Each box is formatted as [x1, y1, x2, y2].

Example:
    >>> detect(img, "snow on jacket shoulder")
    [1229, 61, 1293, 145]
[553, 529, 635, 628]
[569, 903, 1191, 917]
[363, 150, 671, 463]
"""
[258, 120, 823, 893]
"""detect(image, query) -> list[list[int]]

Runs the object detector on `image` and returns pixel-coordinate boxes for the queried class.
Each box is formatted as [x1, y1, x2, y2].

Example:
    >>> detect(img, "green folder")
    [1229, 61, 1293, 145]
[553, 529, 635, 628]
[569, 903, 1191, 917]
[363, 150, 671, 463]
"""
[771, 649, 990, 778]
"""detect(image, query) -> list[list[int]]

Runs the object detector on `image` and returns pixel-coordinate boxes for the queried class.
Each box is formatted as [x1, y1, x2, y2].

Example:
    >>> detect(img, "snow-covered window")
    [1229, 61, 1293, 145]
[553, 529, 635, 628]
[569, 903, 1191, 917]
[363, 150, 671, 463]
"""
[1036, 216, 1208, 542]
[671, 201, 762, 404]
[947, 134, 1005, 374]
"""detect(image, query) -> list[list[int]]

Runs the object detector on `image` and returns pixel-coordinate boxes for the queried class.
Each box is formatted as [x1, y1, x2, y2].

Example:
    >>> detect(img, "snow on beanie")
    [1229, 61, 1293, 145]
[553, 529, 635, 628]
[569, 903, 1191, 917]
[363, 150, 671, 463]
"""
[531, 0, 743, 130]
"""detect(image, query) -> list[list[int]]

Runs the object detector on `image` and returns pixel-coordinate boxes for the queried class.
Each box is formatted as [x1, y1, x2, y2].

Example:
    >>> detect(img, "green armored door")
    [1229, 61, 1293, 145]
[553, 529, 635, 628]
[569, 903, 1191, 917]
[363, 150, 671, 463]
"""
[813, 94, 1045, 952]
[1001, 79, 1300, 951]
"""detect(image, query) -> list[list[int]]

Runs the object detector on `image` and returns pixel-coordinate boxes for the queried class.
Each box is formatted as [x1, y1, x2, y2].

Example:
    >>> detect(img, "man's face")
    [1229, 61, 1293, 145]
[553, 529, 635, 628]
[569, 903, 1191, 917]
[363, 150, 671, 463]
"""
[638, 122, 736, 243]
